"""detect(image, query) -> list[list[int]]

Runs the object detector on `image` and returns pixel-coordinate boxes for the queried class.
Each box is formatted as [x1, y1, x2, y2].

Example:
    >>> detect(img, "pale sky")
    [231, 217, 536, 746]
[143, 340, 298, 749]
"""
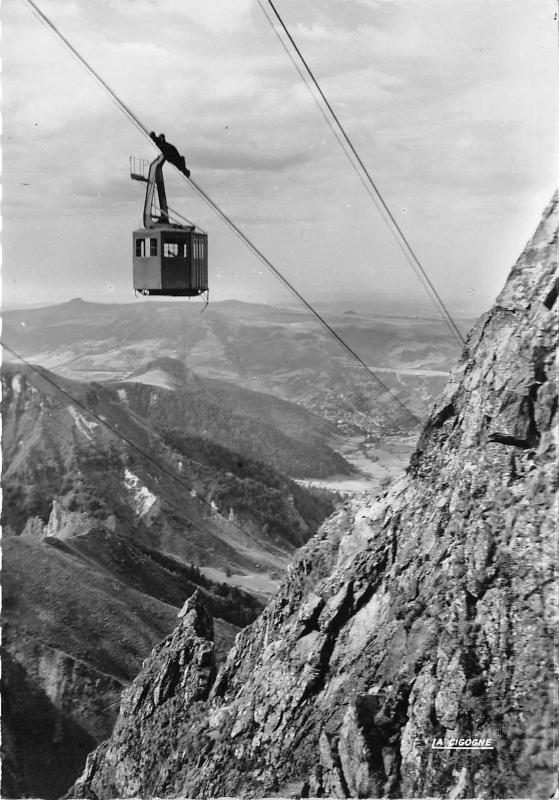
[3, 0, 558, 314]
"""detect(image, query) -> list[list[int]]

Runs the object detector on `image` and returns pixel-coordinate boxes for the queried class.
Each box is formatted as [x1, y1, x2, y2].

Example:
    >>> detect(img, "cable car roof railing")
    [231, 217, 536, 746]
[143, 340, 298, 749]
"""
[130, 156, 151, 182]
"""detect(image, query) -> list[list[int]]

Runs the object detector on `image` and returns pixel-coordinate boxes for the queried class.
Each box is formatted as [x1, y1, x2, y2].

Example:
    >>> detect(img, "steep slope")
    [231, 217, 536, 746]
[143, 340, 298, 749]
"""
[1, 363, 336, 573]
[116, 355, 350, 479]
[69, 592, 218, 800]
[70, 194, 558, 800]
[3, 362, 329, 796]
[1, 534, 177, 800]
[2, 531, 257, 798]
[2, 651, 98, 800]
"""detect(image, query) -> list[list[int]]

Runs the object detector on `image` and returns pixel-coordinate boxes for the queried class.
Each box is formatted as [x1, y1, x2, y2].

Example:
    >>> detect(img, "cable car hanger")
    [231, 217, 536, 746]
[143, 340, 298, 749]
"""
[130, 142, 209, 301]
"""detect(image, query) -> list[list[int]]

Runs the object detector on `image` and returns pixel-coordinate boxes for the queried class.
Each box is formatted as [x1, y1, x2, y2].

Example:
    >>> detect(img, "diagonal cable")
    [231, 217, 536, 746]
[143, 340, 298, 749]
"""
[24, 0, 150, 140]
[259, 0, 465, 347]
[185, 175, 421, 425]
[257, 0, 442, 315]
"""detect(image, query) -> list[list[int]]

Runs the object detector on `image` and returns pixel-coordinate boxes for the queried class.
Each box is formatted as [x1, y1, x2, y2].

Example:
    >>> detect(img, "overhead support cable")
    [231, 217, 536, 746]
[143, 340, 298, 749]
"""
[22, 0, 421, 427]
[258, 2, 369, 197]
[24, 0, 151, 141]
[259, 0, 465, 348]
[258, 0, 413, 254]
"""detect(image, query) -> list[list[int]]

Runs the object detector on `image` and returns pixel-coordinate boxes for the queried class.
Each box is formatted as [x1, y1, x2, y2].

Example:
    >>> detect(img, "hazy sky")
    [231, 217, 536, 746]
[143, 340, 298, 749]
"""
[3, 0, 558, 315]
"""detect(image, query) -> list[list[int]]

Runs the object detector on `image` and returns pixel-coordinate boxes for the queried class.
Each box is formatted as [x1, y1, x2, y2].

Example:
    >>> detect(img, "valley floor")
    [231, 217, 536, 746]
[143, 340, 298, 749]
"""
[296, 432, 416, 495]
[199, 432, 416, 598]
[200, 566, 281, 599]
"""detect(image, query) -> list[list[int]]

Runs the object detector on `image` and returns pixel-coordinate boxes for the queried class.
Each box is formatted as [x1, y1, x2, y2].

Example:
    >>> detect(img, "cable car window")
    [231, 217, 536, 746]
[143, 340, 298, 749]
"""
[150, 238, 157, 257]
[136, 238, 146, 258]
[183, 242, 188, 258]
[163, 242, 179, 258]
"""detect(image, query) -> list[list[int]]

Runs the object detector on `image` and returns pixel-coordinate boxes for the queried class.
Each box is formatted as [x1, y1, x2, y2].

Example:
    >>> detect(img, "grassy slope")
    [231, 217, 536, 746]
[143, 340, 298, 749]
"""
[4, 537, 178, 681]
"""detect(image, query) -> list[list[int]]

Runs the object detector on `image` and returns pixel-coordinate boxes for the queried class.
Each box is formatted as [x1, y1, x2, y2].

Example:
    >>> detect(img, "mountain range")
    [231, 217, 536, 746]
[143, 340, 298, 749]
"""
[2, 297, 466, 434]
[1, 355, 342, 797]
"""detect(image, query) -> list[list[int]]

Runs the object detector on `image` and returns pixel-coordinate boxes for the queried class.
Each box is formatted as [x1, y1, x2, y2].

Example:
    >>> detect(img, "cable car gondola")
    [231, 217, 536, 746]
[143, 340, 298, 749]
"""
[130, 153, 208, 298]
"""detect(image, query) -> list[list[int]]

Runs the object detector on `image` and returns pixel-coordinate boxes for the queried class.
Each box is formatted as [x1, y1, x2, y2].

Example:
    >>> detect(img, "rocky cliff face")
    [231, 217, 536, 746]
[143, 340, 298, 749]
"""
[70, 193, 558, 799]
[71, 592, 217, 799]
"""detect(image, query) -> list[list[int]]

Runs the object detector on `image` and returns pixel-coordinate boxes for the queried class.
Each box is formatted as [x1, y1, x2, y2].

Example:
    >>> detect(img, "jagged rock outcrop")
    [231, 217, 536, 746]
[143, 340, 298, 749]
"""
[69, 193, 558, 799]
[69, 591, 216, 799]
[21, 501, 94, 540]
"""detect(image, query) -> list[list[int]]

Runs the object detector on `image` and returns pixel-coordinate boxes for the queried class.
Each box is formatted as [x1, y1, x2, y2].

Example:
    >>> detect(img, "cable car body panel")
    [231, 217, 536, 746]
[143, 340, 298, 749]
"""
[131, 154, 208, 298]
[133, 227, 208, 296]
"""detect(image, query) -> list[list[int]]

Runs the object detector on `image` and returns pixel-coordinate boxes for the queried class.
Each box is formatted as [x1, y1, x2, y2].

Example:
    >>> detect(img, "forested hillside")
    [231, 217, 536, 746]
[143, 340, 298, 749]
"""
[117, 356, 351, 478]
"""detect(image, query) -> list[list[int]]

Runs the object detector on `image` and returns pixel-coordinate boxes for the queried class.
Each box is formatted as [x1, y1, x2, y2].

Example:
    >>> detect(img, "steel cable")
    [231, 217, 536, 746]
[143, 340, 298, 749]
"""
[259, 0, 465, 348]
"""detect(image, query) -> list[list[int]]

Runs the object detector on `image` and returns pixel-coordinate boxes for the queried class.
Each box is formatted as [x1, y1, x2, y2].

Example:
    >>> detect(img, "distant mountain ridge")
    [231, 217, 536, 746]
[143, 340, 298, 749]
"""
[2, 295, 460, 430]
